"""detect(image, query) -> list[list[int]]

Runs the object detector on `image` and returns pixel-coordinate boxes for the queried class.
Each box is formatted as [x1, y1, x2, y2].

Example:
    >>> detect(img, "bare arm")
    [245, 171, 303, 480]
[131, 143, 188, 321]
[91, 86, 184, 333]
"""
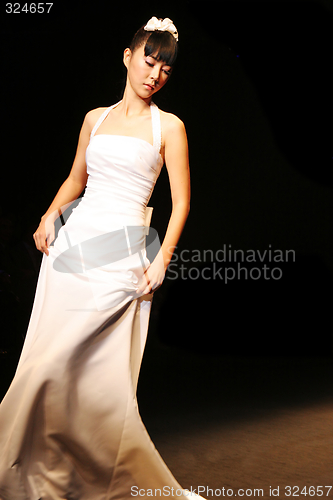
[160, 116, 190, 267]
[33, 109, 99, 255]
[136, 115, 190, 294]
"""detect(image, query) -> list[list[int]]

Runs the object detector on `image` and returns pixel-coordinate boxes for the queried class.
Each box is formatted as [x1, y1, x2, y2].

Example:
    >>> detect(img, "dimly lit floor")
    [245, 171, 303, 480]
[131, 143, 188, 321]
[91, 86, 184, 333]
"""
[137, 339, 333, 498]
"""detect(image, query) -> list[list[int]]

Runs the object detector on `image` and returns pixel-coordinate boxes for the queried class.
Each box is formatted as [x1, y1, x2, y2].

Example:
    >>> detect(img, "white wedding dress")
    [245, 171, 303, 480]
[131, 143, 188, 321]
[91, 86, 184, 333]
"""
[0, 101, 205, 500]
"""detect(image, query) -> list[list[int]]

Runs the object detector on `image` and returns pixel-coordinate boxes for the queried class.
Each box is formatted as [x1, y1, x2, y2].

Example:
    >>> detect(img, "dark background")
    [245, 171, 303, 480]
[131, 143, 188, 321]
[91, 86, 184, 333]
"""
[0, 0, 333, 491]
[1, 0, 331, 359]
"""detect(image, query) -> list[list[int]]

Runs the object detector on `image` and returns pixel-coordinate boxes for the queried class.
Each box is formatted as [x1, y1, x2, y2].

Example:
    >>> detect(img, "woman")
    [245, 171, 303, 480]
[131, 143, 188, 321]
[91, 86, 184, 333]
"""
[0, 17, 204, 500]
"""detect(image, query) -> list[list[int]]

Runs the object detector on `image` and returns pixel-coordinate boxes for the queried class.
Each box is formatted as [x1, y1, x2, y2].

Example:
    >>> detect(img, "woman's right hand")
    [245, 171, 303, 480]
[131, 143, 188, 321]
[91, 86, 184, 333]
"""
[33, 215, 55, 256]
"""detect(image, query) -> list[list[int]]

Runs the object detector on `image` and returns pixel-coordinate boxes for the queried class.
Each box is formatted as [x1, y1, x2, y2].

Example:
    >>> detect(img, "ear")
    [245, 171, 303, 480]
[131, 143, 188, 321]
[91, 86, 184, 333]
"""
[123, 48, 132, 69]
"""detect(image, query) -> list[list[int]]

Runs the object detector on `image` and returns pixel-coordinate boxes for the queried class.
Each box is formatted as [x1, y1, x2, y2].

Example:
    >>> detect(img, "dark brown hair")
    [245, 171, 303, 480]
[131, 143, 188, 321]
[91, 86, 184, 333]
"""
[129, 26, 178, 67]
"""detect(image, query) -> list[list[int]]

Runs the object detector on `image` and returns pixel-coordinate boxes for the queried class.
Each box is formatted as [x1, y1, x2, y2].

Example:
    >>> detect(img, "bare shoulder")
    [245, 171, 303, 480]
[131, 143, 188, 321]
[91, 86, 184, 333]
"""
[159, 109, 186, 139]
[158, 110, 189, 170]
[84, 107, 108, 133]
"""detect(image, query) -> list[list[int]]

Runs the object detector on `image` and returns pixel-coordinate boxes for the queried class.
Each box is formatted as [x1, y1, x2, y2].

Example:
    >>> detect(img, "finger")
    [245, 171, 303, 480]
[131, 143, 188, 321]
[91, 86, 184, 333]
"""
[136, 283, 149, 295]
[152, 282, 162, 293]
[137, 280, 162, 296]
[33, 231, 43, 249]
[136, 273, 150, 295]
[34, 234, 49, 255]
[139, 285, 153, 296]
[46, 229, 55, 247]
[39, 243, 49, 256]
[33, 236, 42, 253]
[136, 280, 151, 295]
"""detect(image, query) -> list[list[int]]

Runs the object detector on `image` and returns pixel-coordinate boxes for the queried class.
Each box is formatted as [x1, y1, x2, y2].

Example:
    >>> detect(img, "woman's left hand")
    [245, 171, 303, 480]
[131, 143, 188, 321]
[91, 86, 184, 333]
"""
[136, 252, 166, 296]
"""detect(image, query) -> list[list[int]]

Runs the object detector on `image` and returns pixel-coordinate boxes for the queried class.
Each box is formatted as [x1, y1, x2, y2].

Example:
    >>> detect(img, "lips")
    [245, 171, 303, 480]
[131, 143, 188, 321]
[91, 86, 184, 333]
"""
[144, 84, 154, 90]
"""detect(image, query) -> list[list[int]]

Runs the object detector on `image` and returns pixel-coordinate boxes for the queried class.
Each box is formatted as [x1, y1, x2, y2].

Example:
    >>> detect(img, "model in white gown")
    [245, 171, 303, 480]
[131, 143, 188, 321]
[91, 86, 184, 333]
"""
[0, 100, 205, 500]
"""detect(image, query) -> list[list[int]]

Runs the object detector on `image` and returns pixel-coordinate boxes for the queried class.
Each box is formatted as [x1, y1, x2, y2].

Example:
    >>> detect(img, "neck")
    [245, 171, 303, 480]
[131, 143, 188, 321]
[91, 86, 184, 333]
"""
[118, 85, 152, 117]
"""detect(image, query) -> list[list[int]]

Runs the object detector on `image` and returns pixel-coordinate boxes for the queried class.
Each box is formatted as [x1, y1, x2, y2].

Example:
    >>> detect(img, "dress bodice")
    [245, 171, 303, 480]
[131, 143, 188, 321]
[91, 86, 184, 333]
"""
[84, 101, 164, 225]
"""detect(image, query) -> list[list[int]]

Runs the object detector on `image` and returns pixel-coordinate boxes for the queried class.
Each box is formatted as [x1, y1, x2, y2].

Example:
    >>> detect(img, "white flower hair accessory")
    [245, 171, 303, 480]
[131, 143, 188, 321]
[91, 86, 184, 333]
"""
[144, 17, 179, 42]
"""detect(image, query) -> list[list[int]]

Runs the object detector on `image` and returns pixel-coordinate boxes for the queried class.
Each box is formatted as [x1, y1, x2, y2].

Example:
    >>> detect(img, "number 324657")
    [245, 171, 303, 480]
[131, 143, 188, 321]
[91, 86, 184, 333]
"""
[6, 3, 53, 13]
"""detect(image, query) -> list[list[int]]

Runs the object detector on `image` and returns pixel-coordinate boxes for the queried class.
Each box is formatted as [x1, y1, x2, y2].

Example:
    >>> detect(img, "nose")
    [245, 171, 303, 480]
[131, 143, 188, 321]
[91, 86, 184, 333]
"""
[150, 67, 161, 84]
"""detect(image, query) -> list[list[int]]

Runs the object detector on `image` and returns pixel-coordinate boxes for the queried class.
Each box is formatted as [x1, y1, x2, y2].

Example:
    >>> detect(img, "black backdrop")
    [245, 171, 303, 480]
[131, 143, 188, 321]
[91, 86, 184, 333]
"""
[1, 0, 332, 358]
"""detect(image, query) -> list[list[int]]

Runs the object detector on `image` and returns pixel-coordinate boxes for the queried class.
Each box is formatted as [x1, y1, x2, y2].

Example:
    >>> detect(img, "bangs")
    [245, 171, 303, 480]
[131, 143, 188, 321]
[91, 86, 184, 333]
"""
[144, 31, 178, 67]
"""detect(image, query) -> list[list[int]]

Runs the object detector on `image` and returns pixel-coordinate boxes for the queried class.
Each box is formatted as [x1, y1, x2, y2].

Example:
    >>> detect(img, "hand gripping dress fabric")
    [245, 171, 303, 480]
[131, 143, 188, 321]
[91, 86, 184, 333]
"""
[0, 101, 205, 500]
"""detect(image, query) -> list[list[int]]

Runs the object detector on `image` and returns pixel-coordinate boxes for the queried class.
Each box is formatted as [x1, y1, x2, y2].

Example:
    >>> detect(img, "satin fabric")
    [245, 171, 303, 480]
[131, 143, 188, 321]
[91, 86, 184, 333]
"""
[0, 102, 205, 500]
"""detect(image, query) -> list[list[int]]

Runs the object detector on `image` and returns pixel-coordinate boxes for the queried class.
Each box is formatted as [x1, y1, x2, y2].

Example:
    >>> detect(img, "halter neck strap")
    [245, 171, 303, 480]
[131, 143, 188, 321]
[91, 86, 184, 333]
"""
[89, 101, 120, 140]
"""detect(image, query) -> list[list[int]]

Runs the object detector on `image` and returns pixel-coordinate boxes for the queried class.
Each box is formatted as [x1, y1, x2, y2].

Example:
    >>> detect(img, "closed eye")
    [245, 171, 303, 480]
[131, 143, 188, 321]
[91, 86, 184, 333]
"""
[145, 59, 172, 76]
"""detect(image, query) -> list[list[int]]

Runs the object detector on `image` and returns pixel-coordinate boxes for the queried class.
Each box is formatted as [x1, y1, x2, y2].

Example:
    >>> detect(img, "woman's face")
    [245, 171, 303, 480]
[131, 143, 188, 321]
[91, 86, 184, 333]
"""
[124, 44, 172, 99]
